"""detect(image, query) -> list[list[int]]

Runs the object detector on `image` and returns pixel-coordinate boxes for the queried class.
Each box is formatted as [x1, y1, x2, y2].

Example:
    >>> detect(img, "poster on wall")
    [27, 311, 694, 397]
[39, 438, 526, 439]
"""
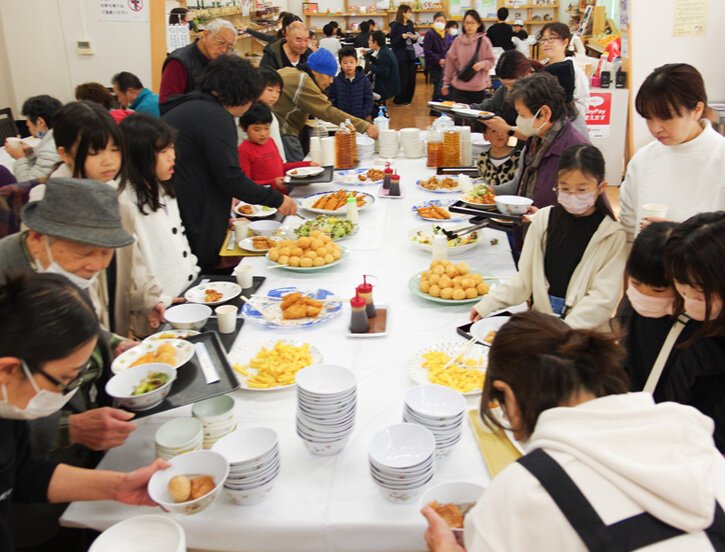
[99, 0, 149, 22]
[585, 92, 612, 139]
[673, 0, 707, 37]
[477, 0, 497, 19]
[619, 0, 629, 30]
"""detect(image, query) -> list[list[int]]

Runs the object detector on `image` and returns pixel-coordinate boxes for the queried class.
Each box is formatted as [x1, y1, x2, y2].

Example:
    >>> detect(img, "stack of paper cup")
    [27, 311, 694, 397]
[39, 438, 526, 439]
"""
[309, 137, 323, 166]
[295, 364, 356, 456]
[192, 395, 237, 449]
[459, 126, 472, 166]
[400, 128, 424, 158]
[471, 132, 487, 160]
[212, 427, 280, 505]
[155, 418, 203, 460]
[321, 137, 335, 167]
[378, 129, 399, 158]
[402, 385, 465, 457]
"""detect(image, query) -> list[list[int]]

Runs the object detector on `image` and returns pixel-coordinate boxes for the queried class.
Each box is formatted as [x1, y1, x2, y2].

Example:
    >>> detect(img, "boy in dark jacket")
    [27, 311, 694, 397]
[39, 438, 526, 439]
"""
[327, 47, 374, 121]
[365, 30, 400, 107]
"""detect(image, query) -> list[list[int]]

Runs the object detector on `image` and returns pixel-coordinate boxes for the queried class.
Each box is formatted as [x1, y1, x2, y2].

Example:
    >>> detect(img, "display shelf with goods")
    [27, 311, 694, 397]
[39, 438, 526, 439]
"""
[304, 0, 389, 32]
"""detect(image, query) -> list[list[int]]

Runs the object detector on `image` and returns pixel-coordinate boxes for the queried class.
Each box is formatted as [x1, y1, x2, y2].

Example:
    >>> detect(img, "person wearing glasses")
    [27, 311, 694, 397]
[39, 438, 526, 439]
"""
[538, 22, 590, 119]
[0, 273, 170, 552]
[159, 18, 238, 114]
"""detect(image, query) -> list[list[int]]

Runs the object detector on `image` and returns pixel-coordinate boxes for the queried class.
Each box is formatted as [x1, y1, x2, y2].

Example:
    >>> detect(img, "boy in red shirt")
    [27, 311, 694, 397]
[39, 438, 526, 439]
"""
[238, 102, 316, 193]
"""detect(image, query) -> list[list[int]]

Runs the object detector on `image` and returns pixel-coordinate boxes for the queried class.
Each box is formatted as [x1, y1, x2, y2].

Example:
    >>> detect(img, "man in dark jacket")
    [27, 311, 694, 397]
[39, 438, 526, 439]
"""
[423, 12, 450, 104]
[365, 30, 400, 106]
[327, 47, 374, 121]
[486, 7, 514, 50]
[163, 56, 297, 271]
[260, 21, 312, 70]
[354, 20, 371, 48]
[159, 18, 237, 113]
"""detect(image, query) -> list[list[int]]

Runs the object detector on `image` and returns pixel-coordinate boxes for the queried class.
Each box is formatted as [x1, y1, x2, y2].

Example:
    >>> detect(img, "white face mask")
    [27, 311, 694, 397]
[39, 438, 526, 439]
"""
[433, 21, 446, 31]
[448, 28, 458, 36]
[0, 362, 78, 420]
[516, 108, 545, 138]
[38, 237, 99, 290]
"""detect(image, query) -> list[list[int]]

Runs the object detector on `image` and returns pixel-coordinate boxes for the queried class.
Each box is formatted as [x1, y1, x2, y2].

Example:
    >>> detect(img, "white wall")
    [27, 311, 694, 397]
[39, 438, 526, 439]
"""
[0, 0, 151, 117]
[630, 0, 725, 152]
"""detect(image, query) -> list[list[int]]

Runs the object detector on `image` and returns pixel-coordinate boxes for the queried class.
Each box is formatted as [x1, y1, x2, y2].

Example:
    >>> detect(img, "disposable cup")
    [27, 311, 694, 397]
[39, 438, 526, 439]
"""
[234, 265, 254, 289]
[215, 305, 238, 334]
[641, 203, 668, 220]
[233, 220, 249, 239]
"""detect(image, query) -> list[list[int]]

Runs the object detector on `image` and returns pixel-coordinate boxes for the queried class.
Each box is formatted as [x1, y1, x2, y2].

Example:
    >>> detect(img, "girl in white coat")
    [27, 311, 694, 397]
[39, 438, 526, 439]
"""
[471, 144, 627, 331]
[422, 311, 725, 552]
[118, 114, 200, 302]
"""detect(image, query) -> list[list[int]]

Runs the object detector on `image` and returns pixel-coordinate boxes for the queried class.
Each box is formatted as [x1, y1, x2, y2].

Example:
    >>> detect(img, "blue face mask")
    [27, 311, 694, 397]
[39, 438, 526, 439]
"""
[36, 130, 46, 138]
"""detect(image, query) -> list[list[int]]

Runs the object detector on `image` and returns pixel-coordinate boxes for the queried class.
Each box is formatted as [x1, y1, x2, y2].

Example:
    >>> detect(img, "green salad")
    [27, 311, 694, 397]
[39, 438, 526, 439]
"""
[132, 372, 170, 396]
[412, 226, 478, 247]
[294, 216, 356, 240]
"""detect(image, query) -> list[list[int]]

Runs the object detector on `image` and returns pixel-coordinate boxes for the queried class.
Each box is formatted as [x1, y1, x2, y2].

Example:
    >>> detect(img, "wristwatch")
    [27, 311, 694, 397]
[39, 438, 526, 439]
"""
[507, 127, 516, 137]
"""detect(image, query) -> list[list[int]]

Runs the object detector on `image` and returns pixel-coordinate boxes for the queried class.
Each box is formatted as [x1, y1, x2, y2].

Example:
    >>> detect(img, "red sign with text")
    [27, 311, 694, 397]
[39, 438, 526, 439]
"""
[585, 92, 612, 138]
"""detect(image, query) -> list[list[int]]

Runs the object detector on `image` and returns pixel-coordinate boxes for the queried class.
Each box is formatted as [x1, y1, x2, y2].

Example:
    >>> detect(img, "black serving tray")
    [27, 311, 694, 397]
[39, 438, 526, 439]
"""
[449, 200, 523, 223]
[436, 167, 480, 176]
[132, 332, 240, 419]
[284, 165, 334, 187]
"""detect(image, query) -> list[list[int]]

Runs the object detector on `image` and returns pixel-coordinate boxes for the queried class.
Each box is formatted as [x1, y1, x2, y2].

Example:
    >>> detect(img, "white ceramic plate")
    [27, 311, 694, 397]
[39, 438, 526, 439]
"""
[411, 199, 468, 223]
[451, 107, 495, 119]
[142, 329, 200, 343]
[470, 317, 510, 345]
[239, 236, 280, 252]
[228, 340, 324, 391]
[408, 342, 488, 396]
[286, 166, 325, 178]
[233, 203, 278, 218]
[415, 176, 462, 194]
[111, 339, 195, 375]
[335, 168, 384, 186]
[301, 191, 375, 215]
[184, 282, 242, 305]
[408, 224, 479, 256]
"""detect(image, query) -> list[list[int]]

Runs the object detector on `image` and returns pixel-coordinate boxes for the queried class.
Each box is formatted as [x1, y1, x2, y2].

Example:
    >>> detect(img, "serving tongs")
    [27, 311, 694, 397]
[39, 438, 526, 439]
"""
[434, 219, 490, 240]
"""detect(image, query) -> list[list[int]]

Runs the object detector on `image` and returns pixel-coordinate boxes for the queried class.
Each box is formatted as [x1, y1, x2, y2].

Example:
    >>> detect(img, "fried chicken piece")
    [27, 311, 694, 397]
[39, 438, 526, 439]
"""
[282, 302, 309, 319]
[428, 501, 464, 529]
[281, 292, 302, 310]
[305, 305, 322, 318]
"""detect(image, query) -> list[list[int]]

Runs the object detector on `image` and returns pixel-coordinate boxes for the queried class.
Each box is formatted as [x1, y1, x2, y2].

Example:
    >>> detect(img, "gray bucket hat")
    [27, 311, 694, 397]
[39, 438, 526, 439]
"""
[21, 178, 134, 248]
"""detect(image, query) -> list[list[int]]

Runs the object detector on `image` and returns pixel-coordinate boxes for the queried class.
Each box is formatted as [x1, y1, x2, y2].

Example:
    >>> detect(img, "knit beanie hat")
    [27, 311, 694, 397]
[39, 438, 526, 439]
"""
[307, 48, 338, 76]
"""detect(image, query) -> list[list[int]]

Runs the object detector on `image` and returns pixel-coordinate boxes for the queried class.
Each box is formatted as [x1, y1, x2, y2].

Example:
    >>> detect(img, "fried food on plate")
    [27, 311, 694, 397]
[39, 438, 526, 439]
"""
[428, 501, 464, 529]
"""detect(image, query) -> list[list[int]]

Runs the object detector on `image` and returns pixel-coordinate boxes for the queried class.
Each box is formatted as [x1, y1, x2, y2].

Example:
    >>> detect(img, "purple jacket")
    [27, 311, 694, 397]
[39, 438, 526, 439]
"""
[517, 119, 590, 208]
[423, 28, 449, 70]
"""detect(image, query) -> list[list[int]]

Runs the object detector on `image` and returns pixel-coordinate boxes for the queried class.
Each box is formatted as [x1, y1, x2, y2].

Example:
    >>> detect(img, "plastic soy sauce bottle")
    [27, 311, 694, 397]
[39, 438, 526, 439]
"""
[349, 293, 370, 333]
[356, 275, 376, 318]
[382, 162, 393, 191]
[389, 171, 401, 197]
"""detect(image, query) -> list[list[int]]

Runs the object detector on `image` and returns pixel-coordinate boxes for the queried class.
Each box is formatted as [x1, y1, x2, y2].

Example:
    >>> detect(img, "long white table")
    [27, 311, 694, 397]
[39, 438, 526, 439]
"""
[61, 157, 518, 552]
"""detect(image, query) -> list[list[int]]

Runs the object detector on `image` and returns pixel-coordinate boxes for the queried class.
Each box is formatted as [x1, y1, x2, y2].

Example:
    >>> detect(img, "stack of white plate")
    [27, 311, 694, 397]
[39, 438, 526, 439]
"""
[378, 129, 399, 158]
[154, 418, 203, 461]
[369, 423, 436, 503]
[192, 395, 237, 449]
[295, 364, 356, 456]
[212, 427, 280, 505]
[400, 128, 424, 158]
[403, 385, 466, 457]
[356, 135, 376, 160]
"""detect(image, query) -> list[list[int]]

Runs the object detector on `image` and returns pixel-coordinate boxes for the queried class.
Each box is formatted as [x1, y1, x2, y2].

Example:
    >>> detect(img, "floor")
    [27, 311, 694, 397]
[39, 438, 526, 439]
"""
[385, 72, 621, 214]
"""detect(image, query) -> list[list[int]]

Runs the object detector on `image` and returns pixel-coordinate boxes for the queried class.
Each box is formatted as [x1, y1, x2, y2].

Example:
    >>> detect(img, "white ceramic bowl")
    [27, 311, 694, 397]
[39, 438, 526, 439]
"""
[212, 427, 278, 466]
[494, 195, 533, 216]
[147, 451, 229, 515]
[89, 515, 185, 552]
[369, 423, 436, 470]
[105, 364, 176, 411]
[192, 395, 235, 422]
[249, 220, 282, 236]
[155, 418, 204, 451]
[405, 385, 466, 420]
[301, 437, 350, 456]
[224, 480, 276, 505]
[164, 304, 212, 330]
[295, 364, 356, 396]
[374, 471, 435, 503]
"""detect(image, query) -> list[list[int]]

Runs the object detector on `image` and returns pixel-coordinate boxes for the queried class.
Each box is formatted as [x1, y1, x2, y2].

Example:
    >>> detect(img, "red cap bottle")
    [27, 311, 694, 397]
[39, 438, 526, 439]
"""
[356, 275, 376, 318]
[349, 293, 369, 333]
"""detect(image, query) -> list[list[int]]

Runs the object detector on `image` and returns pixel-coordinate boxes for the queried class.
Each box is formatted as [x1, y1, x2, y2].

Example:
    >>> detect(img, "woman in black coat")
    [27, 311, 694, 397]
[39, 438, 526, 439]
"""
[388, 5, 418, 106]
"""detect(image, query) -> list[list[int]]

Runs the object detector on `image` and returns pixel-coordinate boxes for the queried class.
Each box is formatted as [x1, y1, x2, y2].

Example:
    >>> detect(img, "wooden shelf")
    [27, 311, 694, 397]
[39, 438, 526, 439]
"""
[525, 19, 554, 24]
[502, 3, 558, 7]
[388, 8, 445, 12]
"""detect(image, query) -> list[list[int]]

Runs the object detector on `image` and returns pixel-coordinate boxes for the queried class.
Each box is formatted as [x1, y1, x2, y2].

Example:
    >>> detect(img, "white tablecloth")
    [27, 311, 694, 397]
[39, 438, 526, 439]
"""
[61, 157, 518, 552]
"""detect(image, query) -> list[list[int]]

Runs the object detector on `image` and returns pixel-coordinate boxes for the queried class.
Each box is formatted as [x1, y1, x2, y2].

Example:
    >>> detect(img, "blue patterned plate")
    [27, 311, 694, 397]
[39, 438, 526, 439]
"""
[240, 287, 343, 328]
[411, 199, 469, 223]
[334, 168, 383, 186]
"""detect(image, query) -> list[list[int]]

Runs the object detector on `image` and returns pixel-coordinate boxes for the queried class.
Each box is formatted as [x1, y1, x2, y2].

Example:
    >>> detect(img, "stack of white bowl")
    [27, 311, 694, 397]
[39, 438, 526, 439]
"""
[369, 423, 436, 503]
[356, 135, 375, 161]
[295, 364, 356, 456]
[192, 395, 237, 449]
[154, 418, 203, 461]
[89, 515, 186, 552]
[212, 427, 280, 505]
[403, 385, 466, 457]
[378, 129, 399, 158]
[400, 128, 424, 158]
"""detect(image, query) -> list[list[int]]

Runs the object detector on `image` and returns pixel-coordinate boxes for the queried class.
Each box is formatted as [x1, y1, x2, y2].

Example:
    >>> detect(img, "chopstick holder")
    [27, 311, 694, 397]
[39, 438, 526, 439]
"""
[194, 342, 220, 384]
[467, 409, 521, 478]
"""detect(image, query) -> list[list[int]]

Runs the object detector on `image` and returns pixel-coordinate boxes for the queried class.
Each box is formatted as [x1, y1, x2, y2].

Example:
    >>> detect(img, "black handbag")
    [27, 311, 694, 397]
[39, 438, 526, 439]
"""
[457, 36, 483, 82]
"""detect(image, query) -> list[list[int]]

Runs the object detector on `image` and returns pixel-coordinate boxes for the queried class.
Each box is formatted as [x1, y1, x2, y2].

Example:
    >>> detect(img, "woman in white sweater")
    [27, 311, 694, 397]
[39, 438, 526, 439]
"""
[118, 114, 199, 302]
[422, 311, 725, 552]
[620, 63, 725, 242]
[471, 144, 627, 331]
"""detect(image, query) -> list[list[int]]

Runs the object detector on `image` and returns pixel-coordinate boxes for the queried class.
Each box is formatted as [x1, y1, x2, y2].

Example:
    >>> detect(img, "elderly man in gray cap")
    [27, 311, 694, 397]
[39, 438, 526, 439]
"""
[0, 179, 148, 549]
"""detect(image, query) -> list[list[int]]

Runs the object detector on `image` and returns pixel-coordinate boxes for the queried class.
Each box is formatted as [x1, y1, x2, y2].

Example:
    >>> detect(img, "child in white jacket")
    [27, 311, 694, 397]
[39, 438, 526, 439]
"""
[471, 144, 627, 331]
[422, 311, 725, 552]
